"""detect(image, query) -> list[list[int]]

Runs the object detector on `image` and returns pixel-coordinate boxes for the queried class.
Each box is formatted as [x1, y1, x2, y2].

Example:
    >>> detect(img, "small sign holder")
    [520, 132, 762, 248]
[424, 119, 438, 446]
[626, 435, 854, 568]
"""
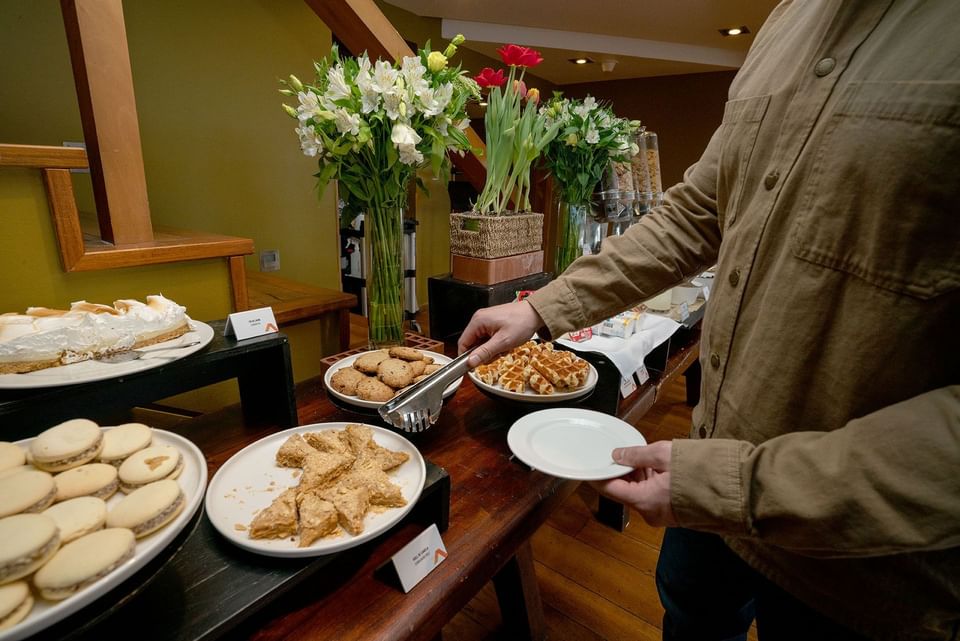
[379, 523, 448, 593]
[224, 307, 279, 340]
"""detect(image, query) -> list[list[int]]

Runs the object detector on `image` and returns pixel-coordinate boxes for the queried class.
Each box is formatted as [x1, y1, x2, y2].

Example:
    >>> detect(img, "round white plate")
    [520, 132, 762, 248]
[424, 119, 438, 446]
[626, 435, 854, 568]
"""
[204, 422, 425, 558]
[507, 408, 647, 480]
[0, 321, 214, 390]
[324, 350, 462, 409]
[468, 361, 598, 404]
[3, 427, 207, 641]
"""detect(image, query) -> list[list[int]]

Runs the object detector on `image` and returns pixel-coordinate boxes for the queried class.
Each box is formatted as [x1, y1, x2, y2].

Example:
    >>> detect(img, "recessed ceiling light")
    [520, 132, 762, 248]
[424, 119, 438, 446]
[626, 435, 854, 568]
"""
[569, 57, 593, 65]
[719, 26, 750, 36]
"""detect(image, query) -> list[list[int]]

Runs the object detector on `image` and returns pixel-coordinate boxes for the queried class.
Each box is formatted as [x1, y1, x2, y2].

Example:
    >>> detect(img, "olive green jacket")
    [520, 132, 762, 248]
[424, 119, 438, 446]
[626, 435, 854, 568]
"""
[528, 1, 960, 638]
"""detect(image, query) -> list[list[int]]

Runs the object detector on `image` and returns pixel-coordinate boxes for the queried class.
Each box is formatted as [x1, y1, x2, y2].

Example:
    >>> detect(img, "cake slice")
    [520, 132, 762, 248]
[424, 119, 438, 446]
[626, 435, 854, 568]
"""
[249, 488, 299, 539]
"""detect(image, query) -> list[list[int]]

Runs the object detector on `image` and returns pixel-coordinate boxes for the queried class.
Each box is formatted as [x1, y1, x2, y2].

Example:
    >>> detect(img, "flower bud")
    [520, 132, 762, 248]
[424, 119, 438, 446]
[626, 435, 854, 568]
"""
[282, 104, 299, 119]
[427, 51, 448, 73]
[526, 87, 540, 104]
[565, 132, 578, 146]
[443, 34, 465, 58]
[399, 101, 407, 117]
[288, 75, 304, 93]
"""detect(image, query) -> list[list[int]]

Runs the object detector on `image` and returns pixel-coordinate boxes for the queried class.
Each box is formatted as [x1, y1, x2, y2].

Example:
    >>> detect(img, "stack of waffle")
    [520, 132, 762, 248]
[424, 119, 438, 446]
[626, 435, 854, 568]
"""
[472, 341, 589, 395]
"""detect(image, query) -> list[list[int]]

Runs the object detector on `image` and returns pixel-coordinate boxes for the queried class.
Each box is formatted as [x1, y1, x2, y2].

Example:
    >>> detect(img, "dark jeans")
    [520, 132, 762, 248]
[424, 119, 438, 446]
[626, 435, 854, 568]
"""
[656, 527, 872, 641]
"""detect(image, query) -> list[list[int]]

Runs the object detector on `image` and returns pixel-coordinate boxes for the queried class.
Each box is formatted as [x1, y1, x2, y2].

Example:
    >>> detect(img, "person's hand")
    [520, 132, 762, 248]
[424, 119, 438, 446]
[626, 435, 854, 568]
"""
[458, 300, 544, 368]
[590, 441, 677, 527]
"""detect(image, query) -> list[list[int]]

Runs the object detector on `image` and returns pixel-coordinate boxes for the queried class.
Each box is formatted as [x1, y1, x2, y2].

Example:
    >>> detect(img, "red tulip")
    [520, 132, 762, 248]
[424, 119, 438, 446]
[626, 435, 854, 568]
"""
[497, 44, 544, 68]
[475, 67, 507, 88]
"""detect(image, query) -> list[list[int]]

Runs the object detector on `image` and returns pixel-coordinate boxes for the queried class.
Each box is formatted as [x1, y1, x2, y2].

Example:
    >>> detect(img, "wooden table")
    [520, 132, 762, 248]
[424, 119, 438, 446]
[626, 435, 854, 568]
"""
[29, 326, 700, 641]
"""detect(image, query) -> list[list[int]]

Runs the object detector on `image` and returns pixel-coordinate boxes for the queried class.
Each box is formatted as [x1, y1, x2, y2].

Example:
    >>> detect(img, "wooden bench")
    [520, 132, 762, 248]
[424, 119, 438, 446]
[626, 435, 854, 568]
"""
[246, 272, 357, 351]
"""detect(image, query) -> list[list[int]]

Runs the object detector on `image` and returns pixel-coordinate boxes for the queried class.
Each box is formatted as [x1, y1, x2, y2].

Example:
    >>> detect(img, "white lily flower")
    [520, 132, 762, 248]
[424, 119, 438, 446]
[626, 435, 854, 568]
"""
[574, 96, 597, 119]
[333, 108, 361, 136]
[325, 65, 351, 102]
[383, 90, 406, 121]
[296, 91, 322, 123]
[391, 122, 422, 147]
[295, 126, 323, 157]
[586, 126, 600, 144]
[418, 87, 442, 117]
[397, 144, 424, 165]
[400, 55, 429, 97]
[371, 60, 398, 94]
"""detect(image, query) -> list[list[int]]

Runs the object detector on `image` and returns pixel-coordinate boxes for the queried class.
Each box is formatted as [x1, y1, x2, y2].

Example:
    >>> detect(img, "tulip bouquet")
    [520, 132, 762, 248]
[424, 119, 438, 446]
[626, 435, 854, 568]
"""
[473, 45, 560, 214]
[281, 37, 478, 346]
[540, 94, 640, 272]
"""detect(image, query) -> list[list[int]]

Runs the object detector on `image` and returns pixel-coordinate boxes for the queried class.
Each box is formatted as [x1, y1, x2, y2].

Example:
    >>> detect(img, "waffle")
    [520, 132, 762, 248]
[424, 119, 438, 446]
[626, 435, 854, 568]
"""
[474, 355, 508, 385]
[530, 351, 590, 389]
[527, 371, 555, 395]
[498, 359, 531, 393]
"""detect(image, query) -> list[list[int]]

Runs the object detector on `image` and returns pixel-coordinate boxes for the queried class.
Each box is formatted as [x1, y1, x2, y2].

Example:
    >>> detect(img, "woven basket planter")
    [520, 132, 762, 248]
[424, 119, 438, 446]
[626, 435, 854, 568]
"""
[449, 212, 544, 259]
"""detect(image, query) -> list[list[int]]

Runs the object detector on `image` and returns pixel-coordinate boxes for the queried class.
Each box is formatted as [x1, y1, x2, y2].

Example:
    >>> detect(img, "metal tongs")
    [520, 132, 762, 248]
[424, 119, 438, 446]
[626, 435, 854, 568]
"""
[378, 347, 476, 432]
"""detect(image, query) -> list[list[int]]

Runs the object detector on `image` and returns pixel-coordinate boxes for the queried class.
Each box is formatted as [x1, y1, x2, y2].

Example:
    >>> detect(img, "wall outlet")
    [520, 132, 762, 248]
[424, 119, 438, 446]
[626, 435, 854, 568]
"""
[62, 141, 90, 174]
[259, 249, 280, 272]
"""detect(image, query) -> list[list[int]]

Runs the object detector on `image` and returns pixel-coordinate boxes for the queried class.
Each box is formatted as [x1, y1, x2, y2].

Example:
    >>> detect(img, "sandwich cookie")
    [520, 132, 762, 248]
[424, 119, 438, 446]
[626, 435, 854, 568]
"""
[106, 479, 185, 538]
[98, 423, 152, 467]
[0, 470, 56, 517]
[0, 581, 33, 630]
[33, 528, 135, 600]
[42, 497, 107, 544]
[117, 445, 182, 493]
[30, 419, 103, 472]
[0, 443, 25, 473]
[54, 463, 118, 502]
[0, 513, 60, 585]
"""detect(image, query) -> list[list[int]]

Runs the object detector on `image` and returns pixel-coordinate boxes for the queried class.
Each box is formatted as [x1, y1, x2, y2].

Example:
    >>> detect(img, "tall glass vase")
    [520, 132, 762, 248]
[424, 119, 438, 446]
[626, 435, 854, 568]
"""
[555, 200, 603, 275]
[364, 203, 405, 349]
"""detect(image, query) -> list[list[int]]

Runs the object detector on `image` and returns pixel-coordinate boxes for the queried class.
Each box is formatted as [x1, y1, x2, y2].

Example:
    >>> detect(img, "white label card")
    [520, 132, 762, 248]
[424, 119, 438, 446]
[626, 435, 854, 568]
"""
[636, 364, 650, 385]
[620, 375, 637, 398]
[678, 302, 690, 322]
[392, 523, 447, 593]
[224, 307, 279, 340]
[702, 285, 711, 301]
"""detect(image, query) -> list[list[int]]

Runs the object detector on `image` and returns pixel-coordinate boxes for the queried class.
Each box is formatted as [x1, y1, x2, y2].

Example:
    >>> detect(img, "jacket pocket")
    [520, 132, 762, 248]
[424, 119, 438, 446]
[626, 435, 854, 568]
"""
[790, 81, 960, 299]
[717, 94, 771, 232]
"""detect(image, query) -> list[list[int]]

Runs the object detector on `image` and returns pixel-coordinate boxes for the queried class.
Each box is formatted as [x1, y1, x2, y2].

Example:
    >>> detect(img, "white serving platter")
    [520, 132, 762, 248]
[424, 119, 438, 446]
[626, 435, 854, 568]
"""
[323, 350, 461, 409]
[204, 422, 425, 558]
[468, 361, 598, 404]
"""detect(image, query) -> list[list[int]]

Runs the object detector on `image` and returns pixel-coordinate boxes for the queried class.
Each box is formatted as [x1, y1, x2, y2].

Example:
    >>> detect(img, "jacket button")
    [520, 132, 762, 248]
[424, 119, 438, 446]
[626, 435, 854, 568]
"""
[815, 57, 836, 77]
[710, 353, 721, 369]
[698, 426, 707, 439]
[764, 170, 780, 190]
[728, 269, 741, 287]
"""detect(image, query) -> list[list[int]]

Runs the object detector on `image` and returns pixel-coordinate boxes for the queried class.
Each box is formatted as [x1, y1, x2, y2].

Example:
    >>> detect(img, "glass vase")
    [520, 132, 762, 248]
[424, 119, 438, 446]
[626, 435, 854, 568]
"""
[364, 203, 405, 349]
[555, 200, 604, 274]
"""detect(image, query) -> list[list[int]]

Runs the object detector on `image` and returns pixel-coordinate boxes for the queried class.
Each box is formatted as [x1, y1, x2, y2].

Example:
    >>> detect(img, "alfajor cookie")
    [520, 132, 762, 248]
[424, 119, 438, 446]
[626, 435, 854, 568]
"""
[33, 528, 135, 600]
[0, 470, 56, 517]
[0, 581, 32, 630]
[0, 514, 60, 585]
[42, 497, 107, 543]
[98, 423, 152, 466]
[54, 464, 118, 502]
[0, 443, 25, 474]
[30, 419, 103, 472]
[106, 480, 185, 538]
[117, 445, 183, 493]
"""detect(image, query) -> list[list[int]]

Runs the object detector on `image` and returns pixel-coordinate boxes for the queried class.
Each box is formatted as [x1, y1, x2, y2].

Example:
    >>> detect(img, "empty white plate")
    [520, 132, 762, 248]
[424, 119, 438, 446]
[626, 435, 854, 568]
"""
[507, 408, 647, 480]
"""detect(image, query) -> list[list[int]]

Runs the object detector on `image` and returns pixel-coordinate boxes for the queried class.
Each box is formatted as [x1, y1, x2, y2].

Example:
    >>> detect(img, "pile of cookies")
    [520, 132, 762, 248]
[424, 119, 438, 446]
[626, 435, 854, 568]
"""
[473, 341, 590, 395]
[329, 347, 443, 402]
[249, 424, 409, 547]
[0, 419, 187, 630]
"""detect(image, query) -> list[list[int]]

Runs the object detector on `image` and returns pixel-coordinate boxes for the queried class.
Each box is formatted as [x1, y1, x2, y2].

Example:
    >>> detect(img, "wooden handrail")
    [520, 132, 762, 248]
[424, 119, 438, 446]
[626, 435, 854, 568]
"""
[0, 144, 89, 169]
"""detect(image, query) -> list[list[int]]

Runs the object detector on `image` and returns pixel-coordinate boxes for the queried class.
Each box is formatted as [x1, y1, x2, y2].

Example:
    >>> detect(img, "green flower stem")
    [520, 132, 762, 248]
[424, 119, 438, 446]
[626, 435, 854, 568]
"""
[556, 200, 589, 274]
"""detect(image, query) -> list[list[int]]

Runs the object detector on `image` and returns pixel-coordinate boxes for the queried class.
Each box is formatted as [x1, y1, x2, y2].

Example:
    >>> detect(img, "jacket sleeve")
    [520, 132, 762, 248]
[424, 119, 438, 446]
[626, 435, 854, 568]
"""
[671, 385, 960, 558]
[526, 126, 724, 338]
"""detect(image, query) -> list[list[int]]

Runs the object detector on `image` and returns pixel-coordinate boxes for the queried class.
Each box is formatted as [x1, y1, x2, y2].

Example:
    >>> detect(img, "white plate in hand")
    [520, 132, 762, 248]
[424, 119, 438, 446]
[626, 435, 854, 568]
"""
[0, 321, 214, 390]
[468, 361, 598, 404]
[323, 350, 461, 409]
[204, 422, 425, 558]
[507, 408, 647, 480]
[3, 428, 207, 641]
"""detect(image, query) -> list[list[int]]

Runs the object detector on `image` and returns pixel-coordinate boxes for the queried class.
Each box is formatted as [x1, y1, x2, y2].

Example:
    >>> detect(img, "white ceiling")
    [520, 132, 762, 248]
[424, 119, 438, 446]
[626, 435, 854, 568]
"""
[386, 0, 780, 84]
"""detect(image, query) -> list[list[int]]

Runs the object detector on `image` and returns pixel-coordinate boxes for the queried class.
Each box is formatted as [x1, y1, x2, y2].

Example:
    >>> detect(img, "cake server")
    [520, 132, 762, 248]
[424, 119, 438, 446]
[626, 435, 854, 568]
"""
[379, 347, 475, 433]
[96, 339, 203, 364]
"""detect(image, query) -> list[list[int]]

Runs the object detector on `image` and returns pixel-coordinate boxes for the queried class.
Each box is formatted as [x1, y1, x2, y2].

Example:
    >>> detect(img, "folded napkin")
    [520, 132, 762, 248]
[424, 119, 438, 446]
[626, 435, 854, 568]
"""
[557, 313, 681, 379]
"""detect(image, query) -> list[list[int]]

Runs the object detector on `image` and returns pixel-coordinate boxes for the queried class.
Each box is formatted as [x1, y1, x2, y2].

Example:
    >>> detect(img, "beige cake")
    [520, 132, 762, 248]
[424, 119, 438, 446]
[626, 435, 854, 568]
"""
[0, 295, 191, 374]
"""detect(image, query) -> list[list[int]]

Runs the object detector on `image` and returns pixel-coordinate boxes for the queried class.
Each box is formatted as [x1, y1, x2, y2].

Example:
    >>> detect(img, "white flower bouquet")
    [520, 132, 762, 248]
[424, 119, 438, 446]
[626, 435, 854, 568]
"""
[281, 38, 478, 346]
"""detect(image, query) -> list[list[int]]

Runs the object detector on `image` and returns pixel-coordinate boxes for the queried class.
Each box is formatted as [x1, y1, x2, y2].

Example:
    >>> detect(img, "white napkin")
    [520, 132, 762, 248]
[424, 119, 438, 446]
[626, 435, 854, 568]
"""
[557, 313, 681, 379]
